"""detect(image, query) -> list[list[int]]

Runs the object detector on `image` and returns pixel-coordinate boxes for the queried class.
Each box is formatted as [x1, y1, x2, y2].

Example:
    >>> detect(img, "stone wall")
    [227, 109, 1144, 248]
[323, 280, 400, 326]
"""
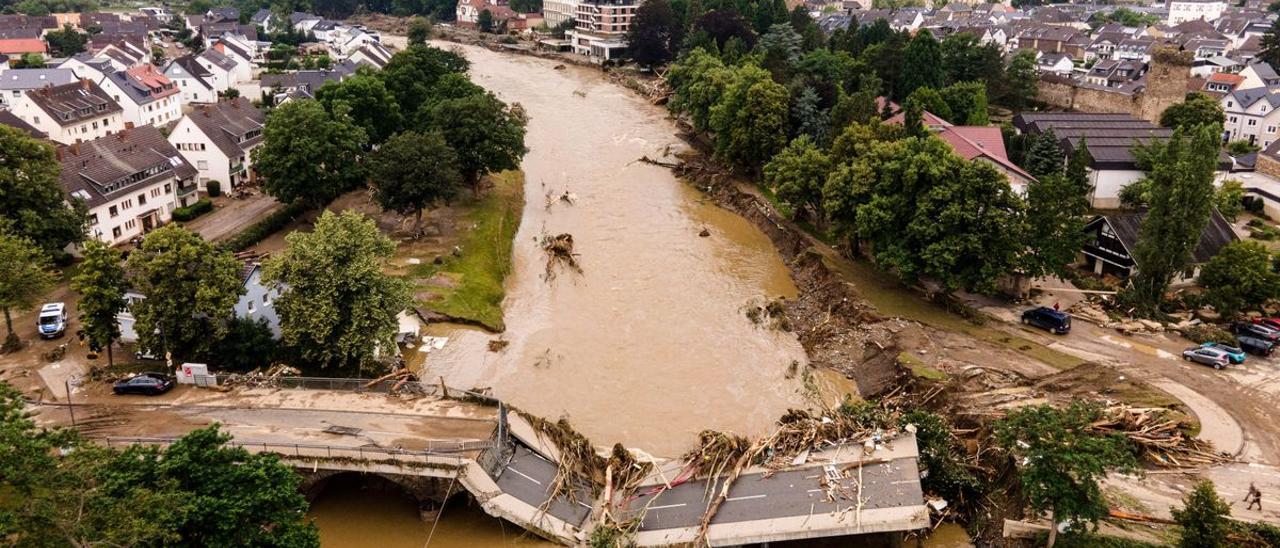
[1035, 47, 1194, 123]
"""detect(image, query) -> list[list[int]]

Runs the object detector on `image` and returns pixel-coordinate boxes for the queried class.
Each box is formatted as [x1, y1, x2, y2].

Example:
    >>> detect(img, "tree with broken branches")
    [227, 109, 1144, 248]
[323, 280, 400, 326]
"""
[995, 401, 1138, 547]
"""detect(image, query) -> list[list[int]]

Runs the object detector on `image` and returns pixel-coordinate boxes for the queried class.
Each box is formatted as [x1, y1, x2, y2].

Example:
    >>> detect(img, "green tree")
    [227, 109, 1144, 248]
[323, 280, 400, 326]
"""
[904, 86, 953, 122]
[0, 125, 85, 257]
[1123, 126, 1220, 316]
[708, 63, 790, 173]
[940, 31, 1004, 90]
[478, 8, 495, 32]
[1002, 49, 1040, 111]
[1260, 19, 1280, 69]
[627, 0, 678, 67]
[789, 86, 828, 143]
[214, 317, 277, 371]
[1197, 241, 1280, 318]
[70, 241, 127, 367]
[45, 23, 87, 56]
[897, 31, 944, 100]
[264, 210, 411, 371]
[379, 44, 469, 115]
[420, 91, 527, 191]
[1024, 128, 1065, 179]
[901, 409, 979, 503]
[1160, 93, 1225, 133]
[940, 81, 989, 125]
[254, 99, 368, 208]
[995, 402, 1138, 546]
[764, 135, 831, 226]
[666, 47, 730, 132]
[0, 231, 55, 351]
[369, 131, 463, 236]
[1215, 179, 1246, 222]
[407, 15, 433, 44]
[757, 22, 803, 80]
[1024, 174, 1089, 279]
[1173, 480, 1232, 548]
[315, 70, 403, 144]
[126, 226, 244, 360]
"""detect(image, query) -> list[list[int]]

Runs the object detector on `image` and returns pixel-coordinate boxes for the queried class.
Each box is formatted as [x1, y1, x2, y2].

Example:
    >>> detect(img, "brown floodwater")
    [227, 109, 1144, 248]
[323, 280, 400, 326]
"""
[417, 41, 812, 458]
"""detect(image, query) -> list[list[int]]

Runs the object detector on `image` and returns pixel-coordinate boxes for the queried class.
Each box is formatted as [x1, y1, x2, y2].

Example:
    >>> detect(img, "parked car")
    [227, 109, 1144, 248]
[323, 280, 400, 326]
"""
[1201, 342, 1247, 364]
[37, 302, 67, 339]
[1182, 347, 1231, 370]
[112, 372, 175, 396]
[1253, 317, 1280, 331]
[1021, 307, 1071, 334]
[1238, 335, 1276, 357]
[1236, 322, 1280, 341]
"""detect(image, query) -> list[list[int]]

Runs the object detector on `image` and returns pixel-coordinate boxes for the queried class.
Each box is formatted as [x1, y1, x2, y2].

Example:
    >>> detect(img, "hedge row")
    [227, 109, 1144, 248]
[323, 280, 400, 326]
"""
[171, 199, 214, 222]
[220, 200, 310, 252]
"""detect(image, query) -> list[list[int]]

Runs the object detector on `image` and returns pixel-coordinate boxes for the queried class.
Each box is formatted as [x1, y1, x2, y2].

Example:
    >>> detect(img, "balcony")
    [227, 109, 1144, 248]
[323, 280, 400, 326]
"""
[176, 182, 198, 197]
[230, 162, 246, 174]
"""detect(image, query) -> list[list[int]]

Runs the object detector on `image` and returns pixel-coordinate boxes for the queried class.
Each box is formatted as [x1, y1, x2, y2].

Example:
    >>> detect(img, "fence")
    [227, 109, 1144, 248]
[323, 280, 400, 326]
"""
[101, 436, 492, 462]
[191, 374, 499, 404]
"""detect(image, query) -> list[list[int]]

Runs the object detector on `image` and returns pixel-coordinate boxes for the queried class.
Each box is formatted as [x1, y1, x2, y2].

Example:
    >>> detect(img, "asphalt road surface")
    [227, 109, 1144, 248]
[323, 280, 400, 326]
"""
[492, 444, 593, 526]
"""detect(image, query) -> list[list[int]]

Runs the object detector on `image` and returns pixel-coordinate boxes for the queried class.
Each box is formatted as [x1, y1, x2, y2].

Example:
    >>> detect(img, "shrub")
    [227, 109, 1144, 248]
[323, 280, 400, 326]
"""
[206, 180, 222, 197]
[219, 200, 310, 251]
[171, 199, 214, 222]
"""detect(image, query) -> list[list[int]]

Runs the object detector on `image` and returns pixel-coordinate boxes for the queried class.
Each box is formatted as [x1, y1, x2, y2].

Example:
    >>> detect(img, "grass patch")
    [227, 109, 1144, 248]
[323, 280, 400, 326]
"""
[408, 171, 523, 331]
[898, 351, 948, 381]
[818, 252, 1086, 371]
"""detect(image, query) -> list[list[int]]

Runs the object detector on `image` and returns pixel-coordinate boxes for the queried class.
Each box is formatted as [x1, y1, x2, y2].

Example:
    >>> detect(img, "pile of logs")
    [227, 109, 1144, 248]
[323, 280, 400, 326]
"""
[364, 367, 427, 396]
[1090, 406, 1232, 467]
[541, 233, 582, 280]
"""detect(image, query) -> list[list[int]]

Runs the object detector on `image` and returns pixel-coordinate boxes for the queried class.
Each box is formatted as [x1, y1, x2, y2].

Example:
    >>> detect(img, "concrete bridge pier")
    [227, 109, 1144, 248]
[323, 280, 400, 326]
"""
[298, 470, 464, 522]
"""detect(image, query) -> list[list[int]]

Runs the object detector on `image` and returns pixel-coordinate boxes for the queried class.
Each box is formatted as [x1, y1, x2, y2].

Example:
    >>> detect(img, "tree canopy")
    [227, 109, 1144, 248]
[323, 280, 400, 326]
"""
[0, 125, 85, 258]
[368, 130, 463, 235]
[1173, 480, 1232, 548]
[1197, 240, 1280, 318]
[708, 63, 790, 172]
[420, 91, 528, 188]
[315, 69, 403, 145]
[126, 225, 244, 360]
[379, 44, 469, 115]
[1160, 93, 1225, 133]
[253, 99, 368, 208]
[263, 210, 411, 372]
[627, 0, 678, 67]
[70, 240, 127, 366]
[0, 229, 55, 350]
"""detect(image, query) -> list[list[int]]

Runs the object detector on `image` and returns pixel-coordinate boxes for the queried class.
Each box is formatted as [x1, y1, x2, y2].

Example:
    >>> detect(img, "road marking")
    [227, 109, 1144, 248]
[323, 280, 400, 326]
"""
[726, 494, 767, 502]
[508, 467, 542, 485]
[648, 503, 688, 510]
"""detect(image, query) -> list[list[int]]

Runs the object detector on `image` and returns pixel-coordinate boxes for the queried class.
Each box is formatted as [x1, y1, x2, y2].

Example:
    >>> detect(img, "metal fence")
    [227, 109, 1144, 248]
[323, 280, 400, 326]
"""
[101, 436, 491, 461]
[190, 374, 499, 404]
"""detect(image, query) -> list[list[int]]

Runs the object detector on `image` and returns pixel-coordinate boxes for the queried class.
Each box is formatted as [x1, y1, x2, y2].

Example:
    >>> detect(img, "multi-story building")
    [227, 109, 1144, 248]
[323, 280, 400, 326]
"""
[565, 0, 638, 60]
[543, 0, 578, 27]
[167, 98, 265, 191]
[11, 79, 125, 145]
[163, 54, 218, 104]
[58, 125, 199, 246]
[0, 68, 76, 107]
[1222, 88, 1280, 148]
[1167, 0, 1226, 25]
[97, 64, 182, 128]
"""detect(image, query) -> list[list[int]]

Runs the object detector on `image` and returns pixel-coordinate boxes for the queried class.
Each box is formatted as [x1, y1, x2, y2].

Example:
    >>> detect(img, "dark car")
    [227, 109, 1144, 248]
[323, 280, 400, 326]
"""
[1236, 322, 1280, 341]
[112, 372, 175, 396]
[1238, 335, 1277, 357]
[1021, 307, 1071, 334]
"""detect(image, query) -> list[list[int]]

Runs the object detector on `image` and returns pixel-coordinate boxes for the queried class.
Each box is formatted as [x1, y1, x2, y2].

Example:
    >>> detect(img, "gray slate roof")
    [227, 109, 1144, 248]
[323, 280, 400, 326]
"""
[26, 79, 122, 128]
[57, 125, 196, 208]
[1093, 210, 1238, 265]
[185, 97, 264, 158]
[0, 68, 76, 90]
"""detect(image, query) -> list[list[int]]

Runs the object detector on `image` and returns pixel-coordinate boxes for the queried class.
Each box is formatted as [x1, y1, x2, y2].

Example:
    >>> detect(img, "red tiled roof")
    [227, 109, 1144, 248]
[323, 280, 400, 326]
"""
[885, 109, 953, 128]
[0, 38, 46, 55]
[126, 64, 179, 99]
[937, 125, 1035, 183]
[1208, 72, 1244, 85]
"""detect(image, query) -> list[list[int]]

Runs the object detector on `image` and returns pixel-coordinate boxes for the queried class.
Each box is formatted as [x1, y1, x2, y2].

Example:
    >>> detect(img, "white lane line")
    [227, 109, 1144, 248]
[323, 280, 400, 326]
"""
[726, 494, 767, 502]
[508, 467, 542, 485]
[648, 503, 688, 510]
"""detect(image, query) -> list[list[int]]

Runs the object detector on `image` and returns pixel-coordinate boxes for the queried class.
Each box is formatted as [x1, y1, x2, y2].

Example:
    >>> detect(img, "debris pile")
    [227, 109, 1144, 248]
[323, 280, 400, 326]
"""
[219, 364, 301, 389]
[541, 233, 582, 280]
[364, 367, 428, 396]
[1090, 406, 1233, 467]
[1068, 302, 1201, 334]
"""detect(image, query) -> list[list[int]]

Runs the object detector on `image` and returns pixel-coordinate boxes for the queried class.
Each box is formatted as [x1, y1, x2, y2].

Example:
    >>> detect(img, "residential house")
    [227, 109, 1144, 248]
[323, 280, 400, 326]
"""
[1191, 55, 1241, 78]
[95, 41, 148, 71]
[167, 98, 265, 191]
[1167, 0, 1227, 25]
[1081, 210, 1237, 280]
[194, 47, 239, 92]
[1010, 25, 1088, 59]
[0, 68, 76, 107]
[1012, 112, 1205, 208]
[98, 65, 182, 128]
[210, 39, 254, 82]
[58, 125, 199, 246]
[0, 38, 46, 59]
[0, 108, 46, 138]
[250, 8, 275, 33]
[57, 53, 114, 82]
[1221, 87, 1280, 147]
[887, 108, 1035, 193]
[347, 42, 393, 69]
[1203, 71, 1245, 95]
[163, 54, 218, 104]
[1084, 59, 1145, 88]
[139, 7, 177, 24]
[258, 63, 355, 99]
[290, 11, 322, 34]
[11, 79, 125, 145]
[1037, 52, 1075, 76]
[119, 259, 283, 342]
[1113, 37, 1154, 63]
[1237, 61, 1280, 89]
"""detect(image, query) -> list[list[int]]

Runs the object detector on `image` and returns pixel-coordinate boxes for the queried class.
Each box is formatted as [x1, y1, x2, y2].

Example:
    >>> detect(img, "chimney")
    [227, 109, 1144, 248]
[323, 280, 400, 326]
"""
[80, 78, 89, 91]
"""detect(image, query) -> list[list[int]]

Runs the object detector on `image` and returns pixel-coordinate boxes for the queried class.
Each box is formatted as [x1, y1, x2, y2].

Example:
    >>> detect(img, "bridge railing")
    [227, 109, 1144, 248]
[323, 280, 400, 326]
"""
[101, 436, 492, 464]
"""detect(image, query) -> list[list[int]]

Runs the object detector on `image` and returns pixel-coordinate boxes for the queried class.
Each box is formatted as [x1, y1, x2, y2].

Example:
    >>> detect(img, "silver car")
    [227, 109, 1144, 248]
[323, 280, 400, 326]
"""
[1182, 347, 1230, 370]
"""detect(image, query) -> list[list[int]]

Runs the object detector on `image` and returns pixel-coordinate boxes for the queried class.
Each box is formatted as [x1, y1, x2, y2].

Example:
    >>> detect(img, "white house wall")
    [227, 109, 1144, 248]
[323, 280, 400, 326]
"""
[85, 177, 180, 245]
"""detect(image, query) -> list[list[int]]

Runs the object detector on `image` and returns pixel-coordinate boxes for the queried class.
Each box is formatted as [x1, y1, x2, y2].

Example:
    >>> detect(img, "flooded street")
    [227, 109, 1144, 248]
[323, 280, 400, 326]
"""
[420, 42, 811, 458]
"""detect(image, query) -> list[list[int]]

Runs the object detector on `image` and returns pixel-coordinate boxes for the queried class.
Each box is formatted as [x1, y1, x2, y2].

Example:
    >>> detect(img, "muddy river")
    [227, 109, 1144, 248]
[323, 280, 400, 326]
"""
[417, 41, 813, 458]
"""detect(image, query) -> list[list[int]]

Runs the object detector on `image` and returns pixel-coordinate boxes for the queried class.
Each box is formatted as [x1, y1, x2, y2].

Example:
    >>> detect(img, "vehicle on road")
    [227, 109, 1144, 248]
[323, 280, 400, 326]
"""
[112, 372, 175, 396]
[1021, 307, 1071, 334]
[1201, 342, 1247, 364]
[1236, 322, 1280, 341]
[37, 303, 67, 339]
[1238, 335, 1276, 356]
[1183, 347, 1231, 369]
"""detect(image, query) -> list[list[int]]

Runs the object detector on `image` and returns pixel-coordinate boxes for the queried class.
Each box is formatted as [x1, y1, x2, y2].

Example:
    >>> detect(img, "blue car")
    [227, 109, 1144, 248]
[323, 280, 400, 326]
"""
[1201, 342, 1247, 364]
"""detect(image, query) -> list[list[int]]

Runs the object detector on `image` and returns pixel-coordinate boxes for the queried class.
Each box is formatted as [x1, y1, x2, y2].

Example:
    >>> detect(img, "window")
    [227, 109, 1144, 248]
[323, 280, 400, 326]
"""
[125, 220, 135, 230]
[262, 293, 271, 306]
[1228, 101, 1234, 108]
[164, 183, 172, 193]
[109, 205, 119, 217]
[1269, 126, 1277, 134]
[88, 214, 98, 225]
[112, 227, 122, 238]
[1249, 119, 1258, 126]
[138, 193, 146, 206]
[246, 300, 255, 313]
[123, 199, 133, 209]
[197, 160, 208, 170]
[1230, 115, 1239, 123]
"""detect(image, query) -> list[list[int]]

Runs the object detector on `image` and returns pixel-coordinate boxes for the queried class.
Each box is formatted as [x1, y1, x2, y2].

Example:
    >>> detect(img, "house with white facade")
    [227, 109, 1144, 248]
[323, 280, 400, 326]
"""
[57, 53, 114, 82]
[163, 54, 218, 104]
[347, 42, 392, 69]
[211, 37, 255, 82]
[97, 64, 182, 128]
[11, 79, 126, 145]
[1166, 0, 1226, 25]
[58, 125, 199, 246]
[1237, 62, 1280, 90]
[167, 97, 264, 191]
[118, 259, 282, 342]
[194, 47, 239, 92]
[1222, 87, 1280, 148]
[0, 68, 76, 107]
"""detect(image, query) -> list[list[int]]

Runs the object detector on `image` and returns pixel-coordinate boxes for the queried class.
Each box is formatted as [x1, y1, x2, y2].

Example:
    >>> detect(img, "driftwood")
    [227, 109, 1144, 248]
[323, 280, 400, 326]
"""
[1090, 406, 1232, 467]
[541, 233, 582, 280]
